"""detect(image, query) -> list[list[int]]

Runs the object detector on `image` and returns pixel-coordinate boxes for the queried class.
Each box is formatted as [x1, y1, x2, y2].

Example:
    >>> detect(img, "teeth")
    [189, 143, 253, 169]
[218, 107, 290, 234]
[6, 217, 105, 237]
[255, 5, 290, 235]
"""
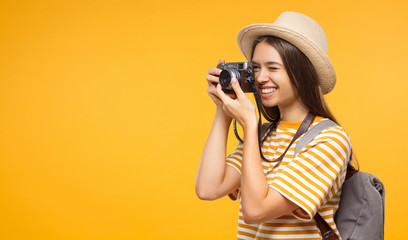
[261, 88, 277, 94]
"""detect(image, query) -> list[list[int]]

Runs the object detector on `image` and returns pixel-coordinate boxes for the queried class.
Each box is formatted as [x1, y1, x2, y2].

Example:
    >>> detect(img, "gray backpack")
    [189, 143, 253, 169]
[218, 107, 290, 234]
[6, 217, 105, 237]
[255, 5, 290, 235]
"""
[293, 119, 386, 240]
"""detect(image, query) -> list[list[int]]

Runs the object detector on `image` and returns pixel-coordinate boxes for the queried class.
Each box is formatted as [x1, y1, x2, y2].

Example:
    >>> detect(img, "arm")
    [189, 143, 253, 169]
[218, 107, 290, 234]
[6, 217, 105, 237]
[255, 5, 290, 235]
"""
[240, 124, 299, 224]
[195, 108, 241, 200]
[195, 60, 241, 201]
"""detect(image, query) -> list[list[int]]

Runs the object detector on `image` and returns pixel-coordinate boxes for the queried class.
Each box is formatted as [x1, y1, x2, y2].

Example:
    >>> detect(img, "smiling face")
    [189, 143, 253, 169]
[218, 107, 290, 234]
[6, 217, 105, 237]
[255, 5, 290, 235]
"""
[252, 41, 303, 113]
[249, 36, 335, 123]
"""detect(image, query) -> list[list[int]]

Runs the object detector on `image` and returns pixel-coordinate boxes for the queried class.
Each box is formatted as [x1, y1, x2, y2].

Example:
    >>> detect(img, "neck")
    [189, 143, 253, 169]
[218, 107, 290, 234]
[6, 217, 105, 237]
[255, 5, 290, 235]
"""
[278, 102, 309, 122]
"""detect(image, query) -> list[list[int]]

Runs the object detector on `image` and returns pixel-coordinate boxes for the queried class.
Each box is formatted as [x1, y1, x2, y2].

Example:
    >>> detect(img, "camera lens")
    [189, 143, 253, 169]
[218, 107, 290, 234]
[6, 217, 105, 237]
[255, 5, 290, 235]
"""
[219, 69, 240, 89]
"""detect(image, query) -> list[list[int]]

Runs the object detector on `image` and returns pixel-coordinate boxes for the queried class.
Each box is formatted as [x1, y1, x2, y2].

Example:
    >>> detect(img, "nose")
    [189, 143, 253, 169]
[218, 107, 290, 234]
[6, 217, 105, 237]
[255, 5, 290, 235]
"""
[256, 68, 269, 84]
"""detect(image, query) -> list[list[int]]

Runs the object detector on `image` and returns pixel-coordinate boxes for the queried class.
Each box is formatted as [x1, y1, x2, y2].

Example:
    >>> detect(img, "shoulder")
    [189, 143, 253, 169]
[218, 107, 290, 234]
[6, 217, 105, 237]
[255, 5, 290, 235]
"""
[313, 118, 350, 144]
[309, 117, 350, 141]
[296, 117, 352, 158]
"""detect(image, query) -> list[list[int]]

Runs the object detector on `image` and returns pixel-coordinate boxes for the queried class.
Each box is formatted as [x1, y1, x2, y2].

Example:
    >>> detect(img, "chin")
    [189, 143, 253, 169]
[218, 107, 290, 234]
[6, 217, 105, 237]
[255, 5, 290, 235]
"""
[261, 100, 278, 108]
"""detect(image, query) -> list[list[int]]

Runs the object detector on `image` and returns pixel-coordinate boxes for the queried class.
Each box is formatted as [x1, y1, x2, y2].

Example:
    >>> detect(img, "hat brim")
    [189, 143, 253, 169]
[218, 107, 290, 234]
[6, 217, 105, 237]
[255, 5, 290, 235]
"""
[237, 24, 336, 94]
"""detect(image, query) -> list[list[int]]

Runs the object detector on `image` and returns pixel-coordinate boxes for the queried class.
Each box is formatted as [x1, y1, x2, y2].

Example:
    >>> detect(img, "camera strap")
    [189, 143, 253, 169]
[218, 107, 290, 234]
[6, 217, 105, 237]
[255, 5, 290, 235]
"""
[233, 83, 269, 161]
[233, 83, 315, 163]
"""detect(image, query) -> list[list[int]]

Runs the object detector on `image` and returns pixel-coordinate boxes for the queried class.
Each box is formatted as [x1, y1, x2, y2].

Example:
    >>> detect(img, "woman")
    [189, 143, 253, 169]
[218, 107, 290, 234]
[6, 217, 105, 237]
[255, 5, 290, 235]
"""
[196, 11, 352, 239]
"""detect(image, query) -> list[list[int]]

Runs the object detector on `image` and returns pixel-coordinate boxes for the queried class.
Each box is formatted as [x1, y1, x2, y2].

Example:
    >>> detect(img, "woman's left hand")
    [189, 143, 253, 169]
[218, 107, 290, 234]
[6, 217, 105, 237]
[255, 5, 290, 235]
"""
[215, 78, 257, 129]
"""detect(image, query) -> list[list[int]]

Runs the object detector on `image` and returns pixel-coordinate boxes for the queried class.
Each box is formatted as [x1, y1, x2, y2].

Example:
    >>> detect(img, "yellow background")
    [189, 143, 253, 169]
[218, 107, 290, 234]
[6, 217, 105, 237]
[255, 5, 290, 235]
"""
[1, 0, 407, 239]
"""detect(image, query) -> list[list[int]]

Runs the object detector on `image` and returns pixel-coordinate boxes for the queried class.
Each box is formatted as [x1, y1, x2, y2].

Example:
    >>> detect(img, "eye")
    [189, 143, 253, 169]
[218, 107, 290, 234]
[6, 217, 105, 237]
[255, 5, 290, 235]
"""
[268, 67, 279, 70]
[253, 65, 260, 71]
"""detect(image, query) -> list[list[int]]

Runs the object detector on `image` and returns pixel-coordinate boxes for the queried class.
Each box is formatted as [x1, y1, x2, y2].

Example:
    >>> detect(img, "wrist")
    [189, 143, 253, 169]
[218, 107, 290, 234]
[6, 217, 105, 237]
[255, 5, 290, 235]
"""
[215, 107, 233, 123]
[242, 113, 258, 130]
[243, 120, 258, 134]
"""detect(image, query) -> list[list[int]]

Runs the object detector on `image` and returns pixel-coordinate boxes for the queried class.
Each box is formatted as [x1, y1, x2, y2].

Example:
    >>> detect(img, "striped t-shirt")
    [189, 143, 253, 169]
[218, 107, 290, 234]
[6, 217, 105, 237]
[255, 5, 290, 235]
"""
[226, 116, 351, 240]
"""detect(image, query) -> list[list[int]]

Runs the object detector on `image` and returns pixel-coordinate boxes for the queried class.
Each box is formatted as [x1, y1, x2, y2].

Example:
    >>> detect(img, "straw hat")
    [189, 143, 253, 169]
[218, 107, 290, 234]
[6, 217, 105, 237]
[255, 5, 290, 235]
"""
[237, 11, 336, 94]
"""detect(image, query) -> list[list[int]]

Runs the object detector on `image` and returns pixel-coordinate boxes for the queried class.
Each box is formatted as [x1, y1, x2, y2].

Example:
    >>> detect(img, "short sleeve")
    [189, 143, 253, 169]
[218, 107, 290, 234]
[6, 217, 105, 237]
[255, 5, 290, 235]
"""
[269, 126, 351, 221]
[226, 142, 244, 175]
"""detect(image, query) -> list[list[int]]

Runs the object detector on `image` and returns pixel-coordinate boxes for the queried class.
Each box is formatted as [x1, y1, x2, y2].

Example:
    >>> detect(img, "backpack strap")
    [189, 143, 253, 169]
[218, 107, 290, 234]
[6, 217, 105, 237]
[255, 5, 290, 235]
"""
[315, 213, 339, 240]
[294, 119, 337, 156]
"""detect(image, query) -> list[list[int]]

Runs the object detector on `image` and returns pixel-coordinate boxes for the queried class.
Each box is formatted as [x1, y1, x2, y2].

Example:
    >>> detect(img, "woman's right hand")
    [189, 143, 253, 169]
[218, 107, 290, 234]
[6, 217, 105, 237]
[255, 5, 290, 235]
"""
[206, 59, 237, 107]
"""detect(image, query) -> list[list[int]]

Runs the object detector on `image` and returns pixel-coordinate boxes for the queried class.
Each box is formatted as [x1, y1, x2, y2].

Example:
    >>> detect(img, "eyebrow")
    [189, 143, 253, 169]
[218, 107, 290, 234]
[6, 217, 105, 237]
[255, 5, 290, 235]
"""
[251, 61, 283, 67]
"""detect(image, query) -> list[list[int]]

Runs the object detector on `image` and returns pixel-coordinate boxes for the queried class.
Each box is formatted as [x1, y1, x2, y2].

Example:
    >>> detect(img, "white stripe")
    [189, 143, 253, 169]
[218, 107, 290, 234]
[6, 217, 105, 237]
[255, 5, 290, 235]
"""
[254, 232, 321, 239]
[228, 153, 243, 161]
[263, 141, 290, 149]
[258, 225, 318, 231]
[230, 148, 244, 155]
[319, 210, 337, 217]
[277, 134, 295, 141]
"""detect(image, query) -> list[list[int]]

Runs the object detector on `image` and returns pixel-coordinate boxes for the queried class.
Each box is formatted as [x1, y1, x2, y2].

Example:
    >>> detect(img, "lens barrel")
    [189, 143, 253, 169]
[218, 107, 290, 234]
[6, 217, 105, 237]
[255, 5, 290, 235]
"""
[219, 69, 240, 89]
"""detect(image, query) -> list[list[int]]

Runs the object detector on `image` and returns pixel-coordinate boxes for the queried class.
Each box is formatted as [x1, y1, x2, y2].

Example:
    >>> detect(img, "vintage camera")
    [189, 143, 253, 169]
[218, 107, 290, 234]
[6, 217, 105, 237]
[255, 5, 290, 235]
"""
[217, 62, 255, 93]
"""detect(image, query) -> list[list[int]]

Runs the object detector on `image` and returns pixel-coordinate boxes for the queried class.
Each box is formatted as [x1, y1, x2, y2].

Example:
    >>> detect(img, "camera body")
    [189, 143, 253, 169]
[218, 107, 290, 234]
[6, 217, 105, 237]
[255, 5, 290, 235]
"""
[217, 62, 255, 93]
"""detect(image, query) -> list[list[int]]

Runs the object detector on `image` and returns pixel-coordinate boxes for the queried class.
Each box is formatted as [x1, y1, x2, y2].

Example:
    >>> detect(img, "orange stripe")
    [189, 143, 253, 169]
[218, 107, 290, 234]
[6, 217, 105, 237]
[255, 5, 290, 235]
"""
[238, 223, 258, 232]
[237, 230, 256, 238]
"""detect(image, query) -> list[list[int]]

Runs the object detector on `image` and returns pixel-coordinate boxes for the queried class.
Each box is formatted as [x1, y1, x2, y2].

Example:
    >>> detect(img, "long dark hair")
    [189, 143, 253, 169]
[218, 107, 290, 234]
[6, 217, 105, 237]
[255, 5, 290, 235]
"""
[252, 36, 337, 125]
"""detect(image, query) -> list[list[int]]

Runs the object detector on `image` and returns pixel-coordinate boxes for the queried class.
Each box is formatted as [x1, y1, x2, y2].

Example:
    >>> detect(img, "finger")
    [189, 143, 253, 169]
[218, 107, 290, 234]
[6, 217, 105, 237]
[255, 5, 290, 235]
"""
[230, 78, 245, 99]
[218, 59, 225, 65]
[206, 74, 219, 85]
[215, 83, 231, 104]
[208, 67, 223, 76]
[208, 87, 221, 100]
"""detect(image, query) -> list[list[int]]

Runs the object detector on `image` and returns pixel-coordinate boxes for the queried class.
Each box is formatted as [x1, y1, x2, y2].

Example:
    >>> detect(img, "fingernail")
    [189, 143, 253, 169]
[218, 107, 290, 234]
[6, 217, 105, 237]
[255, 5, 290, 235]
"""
[232, 78, 237, 83]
